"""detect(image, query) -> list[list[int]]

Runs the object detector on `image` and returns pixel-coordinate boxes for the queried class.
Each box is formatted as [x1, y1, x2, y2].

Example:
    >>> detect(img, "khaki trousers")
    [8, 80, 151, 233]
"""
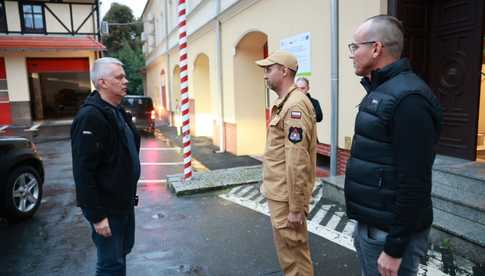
[267, 199, 314, 276]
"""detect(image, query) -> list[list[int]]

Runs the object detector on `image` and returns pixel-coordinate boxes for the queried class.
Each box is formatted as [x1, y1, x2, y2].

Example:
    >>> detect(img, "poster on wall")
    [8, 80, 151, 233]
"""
[280, 32, 311, 76]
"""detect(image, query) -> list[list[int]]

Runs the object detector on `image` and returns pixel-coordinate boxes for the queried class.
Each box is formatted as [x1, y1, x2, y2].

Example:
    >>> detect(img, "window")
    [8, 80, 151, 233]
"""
[0, 2, 6, 33]
[21, 3, 45, 33]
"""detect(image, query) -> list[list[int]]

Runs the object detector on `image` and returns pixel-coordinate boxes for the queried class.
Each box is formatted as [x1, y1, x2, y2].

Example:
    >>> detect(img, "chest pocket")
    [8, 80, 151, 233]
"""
[267, 114, 284, 147]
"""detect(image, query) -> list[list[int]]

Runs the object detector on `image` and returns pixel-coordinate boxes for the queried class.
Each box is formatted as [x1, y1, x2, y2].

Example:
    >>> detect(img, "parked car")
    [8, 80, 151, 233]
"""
[121, 95, 156, 135]
[0, 137, 44, 221]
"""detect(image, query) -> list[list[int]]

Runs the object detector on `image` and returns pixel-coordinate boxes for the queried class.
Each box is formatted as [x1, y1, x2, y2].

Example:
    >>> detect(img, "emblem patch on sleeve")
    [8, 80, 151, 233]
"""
[288, 127, 303, 144]
[290, 111, 302, 119]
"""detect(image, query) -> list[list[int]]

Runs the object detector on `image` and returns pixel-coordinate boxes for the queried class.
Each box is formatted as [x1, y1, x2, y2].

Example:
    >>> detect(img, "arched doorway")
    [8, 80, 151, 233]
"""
[159, 69, 170, 124]
[193, 53, 213, 137]
[233, 31, 268, 155]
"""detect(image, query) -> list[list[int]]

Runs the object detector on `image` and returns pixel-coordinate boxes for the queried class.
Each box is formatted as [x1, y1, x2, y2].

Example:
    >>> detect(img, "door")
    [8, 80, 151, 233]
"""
[392, 0, 485, 160]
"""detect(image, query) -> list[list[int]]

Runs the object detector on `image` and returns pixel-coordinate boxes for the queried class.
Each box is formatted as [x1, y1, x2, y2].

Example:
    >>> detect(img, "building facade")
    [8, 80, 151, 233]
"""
[142, 0, 485, 173]
[0, 0, 105, 126]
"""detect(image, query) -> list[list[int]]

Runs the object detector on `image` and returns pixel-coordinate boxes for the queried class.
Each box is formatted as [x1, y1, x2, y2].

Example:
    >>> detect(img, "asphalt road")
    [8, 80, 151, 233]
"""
[0, 126, 360, 276]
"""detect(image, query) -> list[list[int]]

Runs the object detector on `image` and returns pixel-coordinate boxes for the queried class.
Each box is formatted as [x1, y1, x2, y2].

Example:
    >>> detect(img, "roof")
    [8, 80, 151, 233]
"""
[0, 36, 106, 51]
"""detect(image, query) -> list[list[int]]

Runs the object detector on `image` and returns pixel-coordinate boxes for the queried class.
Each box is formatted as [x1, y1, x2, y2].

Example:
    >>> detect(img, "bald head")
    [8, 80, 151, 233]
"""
[359, 15, 404, 59]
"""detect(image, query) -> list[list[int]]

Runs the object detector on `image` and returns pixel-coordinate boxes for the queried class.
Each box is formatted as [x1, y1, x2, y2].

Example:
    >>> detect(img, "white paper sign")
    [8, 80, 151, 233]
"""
[280, 32, 311, 76]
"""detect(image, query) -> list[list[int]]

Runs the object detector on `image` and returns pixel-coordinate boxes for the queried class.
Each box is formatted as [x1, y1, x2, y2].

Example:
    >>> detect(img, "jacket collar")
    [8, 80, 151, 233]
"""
[360, 58, 412, 93]
[274, 85, 298, 113]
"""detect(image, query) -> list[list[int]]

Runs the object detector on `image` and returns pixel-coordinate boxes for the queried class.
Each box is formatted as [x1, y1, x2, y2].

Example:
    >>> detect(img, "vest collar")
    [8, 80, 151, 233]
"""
[360, 58, 412, 93]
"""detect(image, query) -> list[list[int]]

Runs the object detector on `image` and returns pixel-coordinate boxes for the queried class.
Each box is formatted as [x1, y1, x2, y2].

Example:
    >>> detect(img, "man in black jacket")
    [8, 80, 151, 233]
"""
[71, 57, 140, 276]
[295, 77, 323, 123]
[345, 16, 442, 276]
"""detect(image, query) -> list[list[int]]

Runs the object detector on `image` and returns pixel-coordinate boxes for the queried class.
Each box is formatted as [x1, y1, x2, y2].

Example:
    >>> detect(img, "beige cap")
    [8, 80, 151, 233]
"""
[255, 50, 298, 72]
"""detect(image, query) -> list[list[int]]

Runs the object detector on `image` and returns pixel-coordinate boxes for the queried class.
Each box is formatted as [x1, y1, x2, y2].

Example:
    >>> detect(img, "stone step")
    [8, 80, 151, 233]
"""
[433, 207, 485, 248]
[320, 174, 485, 263]
[167, 165, 262, 195]
[432, 169, 485, 212]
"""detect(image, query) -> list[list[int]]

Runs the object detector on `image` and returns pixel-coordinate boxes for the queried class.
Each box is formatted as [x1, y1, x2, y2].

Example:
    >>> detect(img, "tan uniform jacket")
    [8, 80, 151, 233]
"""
[261, 85, 317, 213]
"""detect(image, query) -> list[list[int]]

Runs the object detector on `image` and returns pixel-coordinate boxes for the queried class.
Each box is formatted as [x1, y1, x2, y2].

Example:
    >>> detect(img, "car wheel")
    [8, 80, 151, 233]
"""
[4, 166, 43, 221]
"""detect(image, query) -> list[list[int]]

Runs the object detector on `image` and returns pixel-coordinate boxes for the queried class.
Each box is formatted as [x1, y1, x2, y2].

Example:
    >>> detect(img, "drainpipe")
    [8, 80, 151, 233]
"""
[215, 0, 226, 152]
[164, 0, 172, 125]
[330, 0, 339, 176]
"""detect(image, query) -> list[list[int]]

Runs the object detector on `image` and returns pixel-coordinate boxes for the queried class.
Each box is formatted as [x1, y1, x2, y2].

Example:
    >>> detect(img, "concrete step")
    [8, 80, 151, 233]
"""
[167, 165, 262, 195]
[320, 173, 485, 264]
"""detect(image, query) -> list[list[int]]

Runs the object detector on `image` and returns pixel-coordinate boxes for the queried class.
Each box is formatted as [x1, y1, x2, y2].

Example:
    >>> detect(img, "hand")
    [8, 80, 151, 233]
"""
[377, 251, 402, 276]
[287, 211, 305, 229]
[94, 218, 112, 237]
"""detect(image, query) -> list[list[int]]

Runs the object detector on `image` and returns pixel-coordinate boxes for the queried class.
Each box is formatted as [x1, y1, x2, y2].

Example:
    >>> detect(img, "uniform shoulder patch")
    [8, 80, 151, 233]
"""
[290, 111, 302, 119]
[288, 127, 303, 144]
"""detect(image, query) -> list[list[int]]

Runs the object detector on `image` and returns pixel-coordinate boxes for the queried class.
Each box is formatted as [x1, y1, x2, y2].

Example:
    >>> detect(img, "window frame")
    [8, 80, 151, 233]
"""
[19, 2, 46, 34]
[0, 0, 7, 33]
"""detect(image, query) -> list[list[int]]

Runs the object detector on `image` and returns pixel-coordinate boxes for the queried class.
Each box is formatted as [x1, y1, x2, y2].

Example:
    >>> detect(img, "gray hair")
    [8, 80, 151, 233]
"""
[364, 15, 404, 58]
[90, 57, 123, 89]
[295, 77, 309, 86]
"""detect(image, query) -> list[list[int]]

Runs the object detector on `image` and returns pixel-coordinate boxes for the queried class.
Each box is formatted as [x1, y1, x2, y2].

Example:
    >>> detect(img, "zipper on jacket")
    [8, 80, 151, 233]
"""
[377, 169, 383, 189]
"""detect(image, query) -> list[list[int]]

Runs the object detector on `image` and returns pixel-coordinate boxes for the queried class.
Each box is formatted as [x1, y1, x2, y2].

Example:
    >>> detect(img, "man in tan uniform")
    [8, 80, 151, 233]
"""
[256, 50, 317, 276]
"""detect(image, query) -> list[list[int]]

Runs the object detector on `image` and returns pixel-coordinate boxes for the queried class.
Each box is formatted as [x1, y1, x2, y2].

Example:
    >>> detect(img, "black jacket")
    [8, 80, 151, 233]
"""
[71, 91, 140, 223]
[307, 94, 323, 123]
[345, 59, 442, 258]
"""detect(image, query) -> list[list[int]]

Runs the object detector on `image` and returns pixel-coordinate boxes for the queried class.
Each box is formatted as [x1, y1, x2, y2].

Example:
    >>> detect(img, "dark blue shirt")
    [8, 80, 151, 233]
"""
[114, 107, 140, 185]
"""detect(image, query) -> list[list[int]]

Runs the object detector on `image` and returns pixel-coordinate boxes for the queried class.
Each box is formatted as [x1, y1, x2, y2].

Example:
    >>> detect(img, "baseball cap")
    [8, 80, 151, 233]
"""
[255, 50, 298, 72]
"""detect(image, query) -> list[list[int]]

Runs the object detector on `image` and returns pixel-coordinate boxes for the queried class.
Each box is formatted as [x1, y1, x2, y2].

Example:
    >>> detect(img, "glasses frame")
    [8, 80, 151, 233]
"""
[348, 41, 378, 54]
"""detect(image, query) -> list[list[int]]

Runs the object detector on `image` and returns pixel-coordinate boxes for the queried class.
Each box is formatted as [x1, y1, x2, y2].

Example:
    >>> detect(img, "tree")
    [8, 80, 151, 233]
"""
[102, 3, 135, 53]
[102, 3, 145, 95]
[114, 42, 145, 95]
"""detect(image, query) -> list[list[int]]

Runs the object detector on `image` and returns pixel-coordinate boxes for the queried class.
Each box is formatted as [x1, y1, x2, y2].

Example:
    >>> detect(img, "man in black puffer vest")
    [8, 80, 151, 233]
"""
[345, 15, 442, 276]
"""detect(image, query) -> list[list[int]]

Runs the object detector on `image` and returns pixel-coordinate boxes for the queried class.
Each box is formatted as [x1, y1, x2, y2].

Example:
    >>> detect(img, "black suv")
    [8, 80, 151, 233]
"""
[121, 95, 155, 135]
[0, 137, 44, 221]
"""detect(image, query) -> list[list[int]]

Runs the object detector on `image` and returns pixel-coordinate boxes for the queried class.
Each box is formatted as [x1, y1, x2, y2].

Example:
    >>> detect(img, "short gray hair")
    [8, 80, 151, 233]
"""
[90, 57, 123, 89]
[364, 15, 404, 58]
[295, 77, 309, 86]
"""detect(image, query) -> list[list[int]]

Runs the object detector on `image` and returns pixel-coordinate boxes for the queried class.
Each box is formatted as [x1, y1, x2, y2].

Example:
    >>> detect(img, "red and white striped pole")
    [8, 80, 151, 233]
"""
[177, 0, 192, 181]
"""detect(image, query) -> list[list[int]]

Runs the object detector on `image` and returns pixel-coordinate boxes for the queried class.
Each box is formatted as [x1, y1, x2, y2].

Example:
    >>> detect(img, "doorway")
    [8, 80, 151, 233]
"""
[391, 0, 485, 161]
[27, 58, 90, 121]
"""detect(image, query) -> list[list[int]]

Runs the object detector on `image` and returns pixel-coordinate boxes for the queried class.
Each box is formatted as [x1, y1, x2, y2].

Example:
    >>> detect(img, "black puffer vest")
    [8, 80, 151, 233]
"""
[344, 58, 441, 229]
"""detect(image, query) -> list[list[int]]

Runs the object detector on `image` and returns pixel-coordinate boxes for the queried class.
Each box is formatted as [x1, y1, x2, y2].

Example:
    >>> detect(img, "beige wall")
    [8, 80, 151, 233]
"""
[5, 1, 97, 34]
[338, 0, 387, 148]
[72, 4, 97, 34]
[233, 31, 267, 155]
[5, 56, 29, 102]
[193, 54, 213, 137]
[5, 1, 21, 32]
[143, 0, 386, 154]
[145, 58, 166, 114]
[45, 3, 71, 33]
[3, 51, 96, 103]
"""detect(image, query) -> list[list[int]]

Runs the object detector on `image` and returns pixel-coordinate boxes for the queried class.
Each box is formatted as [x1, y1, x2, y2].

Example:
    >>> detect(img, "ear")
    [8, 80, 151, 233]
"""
[99, 79, 108, 89]
[282, 66, 289, 77]
[372, 42, 384, 58]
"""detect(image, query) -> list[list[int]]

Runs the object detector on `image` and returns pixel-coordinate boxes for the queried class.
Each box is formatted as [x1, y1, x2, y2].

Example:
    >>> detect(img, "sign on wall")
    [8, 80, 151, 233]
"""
[280, 32, 311, 76]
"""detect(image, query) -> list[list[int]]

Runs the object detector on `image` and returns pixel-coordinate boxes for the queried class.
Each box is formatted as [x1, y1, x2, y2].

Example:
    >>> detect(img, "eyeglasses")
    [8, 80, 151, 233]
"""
[347, 41, 377, 54]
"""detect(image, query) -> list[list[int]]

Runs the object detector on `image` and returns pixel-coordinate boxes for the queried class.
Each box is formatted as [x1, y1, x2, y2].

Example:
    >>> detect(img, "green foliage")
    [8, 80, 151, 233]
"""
[113, 42, 145, 95]
[102, 3, 145, 95]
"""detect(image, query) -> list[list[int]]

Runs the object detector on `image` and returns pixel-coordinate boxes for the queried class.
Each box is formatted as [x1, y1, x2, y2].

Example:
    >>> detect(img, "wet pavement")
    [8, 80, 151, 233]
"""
[0, 125, 360, 276]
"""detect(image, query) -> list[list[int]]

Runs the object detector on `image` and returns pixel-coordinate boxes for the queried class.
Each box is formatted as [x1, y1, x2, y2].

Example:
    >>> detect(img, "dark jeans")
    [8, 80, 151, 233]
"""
[82, 208, 135, 276]
[353, 222, 429, 276]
